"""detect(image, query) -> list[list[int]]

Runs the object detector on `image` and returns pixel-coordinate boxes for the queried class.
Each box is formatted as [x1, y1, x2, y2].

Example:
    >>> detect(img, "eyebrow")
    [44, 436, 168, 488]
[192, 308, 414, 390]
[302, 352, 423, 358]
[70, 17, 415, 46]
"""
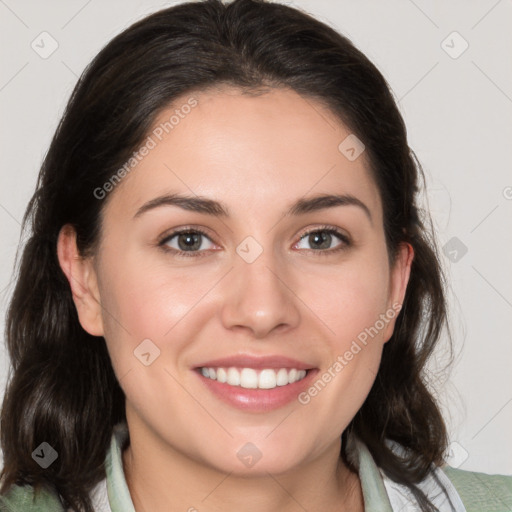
[133, 192, 372, 224]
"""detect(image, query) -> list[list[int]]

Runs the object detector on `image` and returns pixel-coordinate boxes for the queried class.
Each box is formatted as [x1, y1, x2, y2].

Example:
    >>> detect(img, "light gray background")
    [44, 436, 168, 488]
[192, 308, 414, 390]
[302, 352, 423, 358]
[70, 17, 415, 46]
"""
[0, 0, 511, 475]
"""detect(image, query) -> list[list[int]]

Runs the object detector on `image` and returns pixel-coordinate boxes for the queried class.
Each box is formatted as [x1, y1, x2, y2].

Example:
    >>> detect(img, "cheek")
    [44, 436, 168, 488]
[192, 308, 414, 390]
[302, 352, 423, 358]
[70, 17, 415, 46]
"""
[294, 250, 391, 418]
[295, 300, 389, 446]
[96, 253, 213, 420]
[301, 251, 391, 349]
[96, 247, 225, 368]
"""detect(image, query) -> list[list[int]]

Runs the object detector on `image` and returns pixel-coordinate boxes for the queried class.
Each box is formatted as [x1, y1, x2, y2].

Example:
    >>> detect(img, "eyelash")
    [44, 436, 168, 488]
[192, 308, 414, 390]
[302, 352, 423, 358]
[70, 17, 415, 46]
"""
[158, 225, 351, 259]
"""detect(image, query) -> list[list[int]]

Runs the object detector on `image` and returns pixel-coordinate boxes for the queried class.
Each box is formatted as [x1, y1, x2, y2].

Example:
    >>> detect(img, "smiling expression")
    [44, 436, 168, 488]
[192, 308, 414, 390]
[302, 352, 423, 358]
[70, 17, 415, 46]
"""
[63, 85, 412, 476]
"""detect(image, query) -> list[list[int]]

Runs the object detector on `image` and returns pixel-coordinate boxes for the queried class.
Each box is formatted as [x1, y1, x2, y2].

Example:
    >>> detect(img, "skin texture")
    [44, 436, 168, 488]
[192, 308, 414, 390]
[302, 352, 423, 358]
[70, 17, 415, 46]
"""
[57, 85, 413, 512]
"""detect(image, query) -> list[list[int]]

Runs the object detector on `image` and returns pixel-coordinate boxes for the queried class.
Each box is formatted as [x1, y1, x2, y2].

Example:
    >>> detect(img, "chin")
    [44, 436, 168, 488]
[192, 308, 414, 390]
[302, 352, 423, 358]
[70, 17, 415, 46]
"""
[194, 438, 309, 477]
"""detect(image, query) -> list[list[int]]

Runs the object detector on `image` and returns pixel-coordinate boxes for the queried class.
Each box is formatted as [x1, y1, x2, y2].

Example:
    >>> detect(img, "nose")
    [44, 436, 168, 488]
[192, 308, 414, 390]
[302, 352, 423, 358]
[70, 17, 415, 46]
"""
[220, 251, 301, 339]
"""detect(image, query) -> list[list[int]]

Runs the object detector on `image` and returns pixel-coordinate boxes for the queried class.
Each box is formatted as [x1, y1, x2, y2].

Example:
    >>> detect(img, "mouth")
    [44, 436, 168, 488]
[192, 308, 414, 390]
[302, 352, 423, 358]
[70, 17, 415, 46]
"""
[193, 355, 318, 412]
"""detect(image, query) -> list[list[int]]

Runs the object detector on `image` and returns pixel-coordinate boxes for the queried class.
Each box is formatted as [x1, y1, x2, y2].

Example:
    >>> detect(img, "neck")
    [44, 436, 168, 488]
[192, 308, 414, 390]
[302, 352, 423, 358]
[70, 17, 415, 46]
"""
[122, 423, 364, 512]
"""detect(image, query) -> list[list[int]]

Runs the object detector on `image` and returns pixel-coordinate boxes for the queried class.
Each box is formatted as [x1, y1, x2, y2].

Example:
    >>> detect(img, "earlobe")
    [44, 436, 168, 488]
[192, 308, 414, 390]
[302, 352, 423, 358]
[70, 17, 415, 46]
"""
[56, 224, 104, 336]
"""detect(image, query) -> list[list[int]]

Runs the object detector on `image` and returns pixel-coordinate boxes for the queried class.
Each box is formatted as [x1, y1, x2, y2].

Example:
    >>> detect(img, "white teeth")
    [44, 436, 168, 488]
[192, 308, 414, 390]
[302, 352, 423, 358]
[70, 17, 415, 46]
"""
[258, 369, 277, 389]
[227, 367, 240, 386]
[276, 368, 289, 386]
[200, 367, 308, 389]
[216, 367, 227, 383]
[240, 368, 258, 389]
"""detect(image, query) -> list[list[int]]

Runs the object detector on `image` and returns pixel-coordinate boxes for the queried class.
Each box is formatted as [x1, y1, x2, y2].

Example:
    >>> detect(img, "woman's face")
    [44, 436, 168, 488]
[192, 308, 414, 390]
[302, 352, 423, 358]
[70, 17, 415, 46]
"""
[63, 86, 412, 475]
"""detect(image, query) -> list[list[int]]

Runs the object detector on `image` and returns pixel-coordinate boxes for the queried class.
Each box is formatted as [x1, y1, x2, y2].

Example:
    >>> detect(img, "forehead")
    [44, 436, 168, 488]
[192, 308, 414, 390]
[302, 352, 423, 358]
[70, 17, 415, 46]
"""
[103, 86, 382, 224]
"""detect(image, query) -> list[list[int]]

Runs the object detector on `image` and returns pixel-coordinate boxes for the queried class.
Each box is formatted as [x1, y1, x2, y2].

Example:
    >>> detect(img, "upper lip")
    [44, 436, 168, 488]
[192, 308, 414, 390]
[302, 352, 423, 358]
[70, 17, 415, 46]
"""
[194, 354, 315, 371]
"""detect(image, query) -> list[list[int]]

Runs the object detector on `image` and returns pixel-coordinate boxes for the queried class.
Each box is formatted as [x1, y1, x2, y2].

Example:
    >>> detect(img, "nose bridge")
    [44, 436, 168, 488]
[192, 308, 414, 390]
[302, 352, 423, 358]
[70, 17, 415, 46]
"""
[220, 239, 301, 337]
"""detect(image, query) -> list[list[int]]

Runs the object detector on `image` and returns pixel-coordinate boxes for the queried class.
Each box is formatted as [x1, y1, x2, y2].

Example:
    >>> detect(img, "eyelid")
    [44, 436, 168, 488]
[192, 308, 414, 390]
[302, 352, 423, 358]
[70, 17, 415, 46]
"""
[296, 224, 351, 244]
[158, 225, 217, 245]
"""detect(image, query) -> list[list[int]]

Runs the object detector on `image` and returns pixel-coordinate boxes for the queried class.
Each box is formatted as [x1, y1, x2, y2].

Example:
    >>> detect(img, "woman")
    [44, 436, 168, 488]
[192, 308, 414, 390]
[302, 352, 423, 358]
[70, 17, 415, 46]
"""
[0, 0, 510, 511]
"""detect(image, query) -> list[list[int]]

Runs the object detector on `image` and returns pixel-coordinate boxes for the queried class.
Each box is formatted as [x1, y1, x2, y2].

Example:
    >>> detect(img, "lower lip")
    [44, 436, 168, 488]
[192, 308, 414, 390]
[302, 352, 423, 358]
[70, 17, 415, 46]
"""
[195, 369, 319, 412]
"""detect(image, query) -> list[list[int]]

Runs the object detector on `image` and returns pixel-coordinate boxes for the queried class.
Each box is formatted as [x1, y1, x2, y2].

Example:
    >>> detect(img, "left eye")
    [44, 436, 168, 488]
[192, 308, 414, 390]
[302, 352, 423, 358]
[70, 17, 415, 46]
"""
[294, 229, 348, 251]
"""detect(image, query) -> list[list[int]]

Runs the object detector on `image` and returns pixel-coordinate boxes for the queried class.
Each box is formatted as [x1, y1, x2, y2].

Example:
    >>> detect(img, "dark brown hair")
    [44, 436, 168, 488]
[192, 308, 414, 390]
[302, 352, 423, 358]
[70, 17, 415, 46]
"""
[1, 0, 452, 510]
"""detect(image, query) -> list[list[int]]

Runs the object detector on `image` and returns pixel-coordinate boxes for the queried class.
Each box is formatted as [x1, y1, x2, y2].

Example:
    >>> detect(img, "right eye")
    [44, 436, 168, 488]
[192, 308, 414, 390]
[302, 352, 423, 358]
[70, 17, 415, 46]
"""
[159, 228, 217, 257]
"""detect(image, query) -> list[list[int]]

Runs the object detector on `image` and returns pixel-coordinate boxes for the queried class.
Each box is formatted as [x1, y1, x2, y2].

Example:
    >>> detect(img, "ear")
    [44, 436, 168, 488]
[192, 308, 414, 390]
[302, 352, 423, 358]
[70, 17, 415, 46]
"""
[56, 224, 104, 337]
[382, 242, 414, 342]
